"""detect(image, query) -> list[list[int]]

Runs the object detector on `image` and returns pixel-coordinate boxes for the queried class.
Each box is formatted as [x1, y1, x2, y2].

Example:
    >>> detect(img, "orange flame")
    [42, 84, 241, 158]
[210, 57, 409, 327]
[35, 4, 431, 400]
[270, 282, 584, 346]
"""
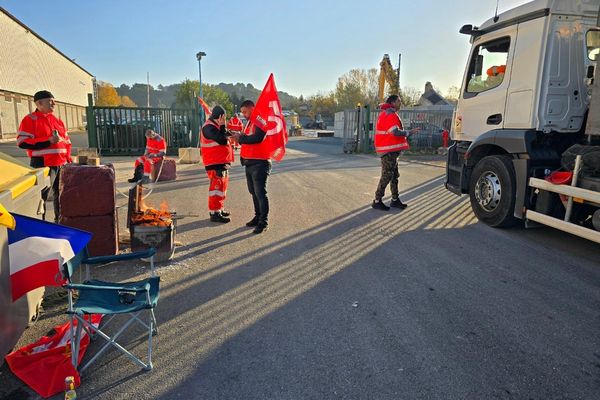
[132, 200, 172, 226]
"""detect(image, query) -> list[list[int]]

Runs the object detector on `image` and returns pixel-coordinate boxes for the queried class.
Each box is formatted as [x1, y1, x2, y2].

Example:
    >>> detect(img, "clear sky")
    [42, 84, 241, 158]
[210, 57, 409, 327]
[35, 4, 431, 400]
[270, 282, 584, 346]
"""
[2, 0, 530, 97]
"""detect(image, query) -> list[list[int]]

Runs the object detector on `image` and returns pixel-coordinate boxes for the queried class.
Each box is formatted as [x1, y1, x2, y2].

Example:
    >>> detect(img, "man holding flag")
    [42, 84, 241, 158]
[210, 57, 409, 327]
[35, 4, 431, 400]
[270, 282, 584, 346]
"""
[232, 74, 287, 234]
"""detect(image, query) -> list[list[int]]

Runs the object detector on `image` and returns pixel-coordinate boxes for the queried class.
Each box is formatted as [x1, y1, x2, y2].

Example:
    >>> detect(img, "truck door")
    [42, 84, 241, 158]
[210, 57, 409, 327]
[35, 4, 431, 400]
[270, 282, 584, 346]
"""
[455, 28, 515, 142]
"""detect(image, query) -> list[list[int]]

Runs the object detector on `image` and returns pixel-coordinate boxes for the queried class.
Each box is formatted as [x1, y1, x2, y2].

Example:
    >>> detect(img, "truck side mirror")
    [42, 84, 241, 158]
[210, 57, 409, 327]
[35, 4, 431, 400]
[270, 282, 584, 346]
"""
[459, 24, 482, 36]
[460, 25, 473, 35]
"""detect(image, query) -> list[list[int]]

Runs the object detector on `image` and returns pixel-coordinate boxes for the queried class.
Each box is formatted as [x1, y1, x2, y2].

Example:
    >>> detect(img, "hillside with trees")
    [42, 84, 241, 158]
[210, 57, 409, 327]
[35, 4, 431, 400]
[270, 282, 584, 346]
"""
[108, 69, 459, 122]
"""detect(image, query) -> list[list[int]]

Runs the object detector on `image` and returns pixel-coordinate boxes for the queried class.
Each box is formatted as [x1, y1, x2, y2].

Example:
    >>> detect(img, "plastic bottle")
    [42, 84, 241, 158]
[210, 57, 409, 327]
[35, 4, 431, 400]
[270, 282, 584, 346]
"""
[64, 376, 77, 399]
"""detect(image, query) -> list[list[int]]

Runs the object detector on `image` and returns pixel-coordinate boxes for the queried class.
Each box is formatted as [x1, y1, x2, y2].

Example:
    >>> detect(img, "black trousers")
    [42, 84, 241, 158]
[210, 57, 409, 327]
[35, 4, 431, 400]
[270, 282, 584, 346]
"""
[245, 162, 271, 225]
[41, 166, 61, 222]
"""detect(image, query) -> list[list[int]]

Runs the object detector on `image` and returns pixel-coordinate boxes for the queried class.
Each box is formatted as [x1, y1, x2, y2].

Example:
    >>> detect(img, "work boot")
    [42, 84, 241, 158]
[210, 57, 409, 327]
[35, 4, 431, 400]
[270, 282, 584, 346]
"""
[371, 200, 390, 211]
[253, 223, 268, 234]
[389, 198, 408, 209]
[221, 210, 231, 217]
[128, 165, 144, 183]
[246, 216, 259, 227]
[210, 212, 231, 223]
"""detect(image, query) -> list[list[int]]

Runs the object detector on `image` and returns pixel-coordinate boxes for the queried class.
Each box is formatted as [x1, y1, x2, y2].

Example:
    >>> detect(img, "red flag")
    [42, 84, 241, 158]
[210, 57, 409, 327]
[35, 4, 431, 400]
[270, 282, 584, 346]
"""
[249, 74, 288, 161]
[5, 314, 102, 398]
[198, 97, 212, 117]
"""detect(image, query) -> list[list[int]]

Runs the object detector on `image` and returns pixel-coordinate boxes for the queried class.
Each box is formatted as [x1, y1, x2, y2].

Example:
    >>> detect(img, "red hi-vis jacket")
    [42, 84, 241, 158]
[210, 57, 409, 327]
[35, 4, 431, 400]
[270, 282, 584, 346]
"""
[17, 111, 72, 166]
[146, 134, 166, 155]
[374, 104, 409, 154]
[201, 120, 234, 166]
[240, 121, 271, 160]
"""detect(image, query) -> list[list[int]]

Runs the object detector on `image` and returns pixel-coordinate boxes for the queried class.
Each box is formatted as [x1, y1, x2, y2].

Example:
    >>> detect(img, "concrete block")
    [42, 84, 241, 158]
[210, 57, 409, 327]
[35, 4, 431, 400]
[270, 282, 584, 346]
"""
[178, 147, 201, 164]
[152, 159, 176, 182]
[76, 148, 99, 157]
[60, 214, 118, 256]
[59, 164, 115, 217]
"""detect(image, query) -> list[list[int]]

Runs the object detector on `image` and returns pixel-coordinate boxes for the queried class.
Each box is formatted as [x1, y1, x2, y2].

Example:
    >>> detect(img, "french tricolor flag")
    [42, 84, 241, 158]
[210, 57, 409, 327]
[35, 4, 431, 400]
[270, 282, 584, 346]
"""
[7, 214, 92, 301]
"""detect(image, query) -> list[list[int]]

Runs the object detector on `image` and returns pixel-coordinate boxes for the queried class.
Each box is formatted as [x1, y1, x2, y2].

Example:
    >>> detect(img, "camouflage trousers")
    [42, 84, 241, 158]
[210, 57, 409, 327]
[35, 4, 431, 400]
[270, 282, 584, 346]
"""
[375, 152, 400, 200]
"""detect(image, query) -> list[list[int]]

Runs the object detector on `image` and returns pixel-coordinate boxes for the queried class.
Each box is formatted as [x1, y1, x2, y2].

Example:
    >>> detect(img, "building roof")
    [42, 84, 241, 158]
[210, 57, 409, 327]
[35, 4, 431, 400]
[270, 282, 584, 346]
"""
[0, 7, 93, 78]
[419, 82, 451, 106]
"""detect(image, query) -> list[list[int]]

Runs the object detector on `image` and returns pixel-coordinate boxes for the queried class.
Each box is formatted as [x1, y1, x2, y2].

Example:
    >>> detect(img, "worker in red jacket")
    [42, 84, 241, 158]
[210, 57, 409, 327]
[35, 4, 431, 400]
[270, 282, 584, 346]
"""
[128, 129, 167, 183]
[372, 95, 419, 211]
[17, 90, 72, 222]
[230, 100, 272, 234]
[201, 106, 234, 223]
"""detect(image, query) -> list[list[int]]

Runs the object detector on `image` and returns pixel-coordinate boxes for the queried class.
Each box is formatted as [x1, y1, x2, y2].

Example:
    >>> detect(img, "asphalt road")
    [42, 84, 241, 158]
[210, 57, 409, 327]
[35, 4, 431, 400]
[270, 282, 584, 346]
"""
[1, 137, 599, 399]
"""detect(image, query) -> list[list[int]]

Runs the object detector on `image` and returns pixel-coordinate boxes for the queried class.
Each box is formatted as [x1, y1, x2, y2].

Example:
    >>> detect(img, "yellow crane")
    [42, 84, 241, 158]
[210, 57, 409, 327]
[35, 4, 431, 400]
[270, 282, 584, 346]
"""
[378, 54, 400, 103]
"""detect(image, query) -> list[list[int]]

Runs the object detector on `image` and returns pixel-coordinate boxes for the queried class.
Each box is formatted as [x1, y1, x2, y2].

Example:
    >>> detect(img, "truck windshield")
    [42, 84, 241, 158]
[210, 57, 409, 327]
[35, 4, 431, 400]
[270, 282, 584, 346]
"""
[466, 37, 510, 94]
[587, 30, 600, 61]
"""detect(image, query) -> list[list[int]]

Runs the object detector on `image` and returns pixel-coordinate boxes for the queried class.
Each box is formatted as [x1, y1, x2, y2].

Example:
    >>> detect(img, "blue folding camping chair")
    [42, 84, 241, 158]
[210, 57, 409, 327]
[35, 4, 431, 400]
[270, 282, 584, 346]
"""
[63, 247, 159, 374]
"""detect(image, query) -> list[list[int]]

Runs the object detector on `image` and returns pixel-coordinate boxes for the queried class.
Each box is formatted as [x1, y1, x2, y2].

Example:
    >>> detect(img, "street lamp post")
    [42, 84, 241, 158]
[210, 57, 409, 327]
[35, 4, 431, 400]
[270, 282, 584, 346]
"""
[196, 51, 206, 125]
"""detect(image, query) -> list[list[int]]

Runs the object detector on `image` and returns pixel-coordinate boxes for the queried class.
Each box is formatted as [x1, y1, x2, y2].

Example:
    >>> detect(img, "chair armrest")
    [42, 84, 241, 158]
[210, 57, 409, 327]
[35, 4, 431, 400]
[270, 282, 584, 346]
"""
[82, 248, 156, 265]
[66, 282, 151, 292]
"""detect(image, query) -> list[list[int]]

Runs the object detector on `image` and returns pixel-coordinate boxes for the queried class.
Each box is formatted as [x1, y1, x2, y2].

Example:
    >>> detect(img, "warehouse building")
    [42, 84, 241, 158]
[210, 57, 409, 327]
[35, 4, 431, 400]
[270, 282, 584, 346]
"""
[0, 7, 94, 139]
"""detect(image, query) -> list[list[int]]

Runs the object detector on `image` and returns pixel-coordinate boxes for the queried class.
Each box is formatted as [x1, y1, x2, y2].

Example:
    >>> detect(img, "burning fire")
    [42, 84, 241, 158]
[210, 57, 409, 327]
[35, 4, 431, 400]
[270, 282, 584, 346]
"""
[132, 200, 172, 226]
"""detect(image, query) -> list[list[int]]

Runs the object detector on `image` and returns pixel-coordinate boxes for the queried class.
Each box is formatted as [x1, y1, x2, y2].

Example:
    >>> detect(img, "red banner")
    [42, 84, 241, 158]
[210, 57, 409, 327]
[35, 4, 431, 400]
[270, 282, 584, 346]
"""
[198, 97, 211, 117]
[249, 74, 288, 161]
[5, 315, 102, 398]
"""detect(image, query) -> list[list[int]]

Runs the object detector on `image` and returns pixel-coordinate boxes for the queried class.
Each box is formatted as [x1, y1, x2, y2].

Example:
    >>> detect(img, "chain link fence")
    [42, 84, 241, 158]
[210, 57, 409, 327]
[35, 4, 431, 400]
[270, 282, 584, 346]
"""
[338, 107, 454, 154]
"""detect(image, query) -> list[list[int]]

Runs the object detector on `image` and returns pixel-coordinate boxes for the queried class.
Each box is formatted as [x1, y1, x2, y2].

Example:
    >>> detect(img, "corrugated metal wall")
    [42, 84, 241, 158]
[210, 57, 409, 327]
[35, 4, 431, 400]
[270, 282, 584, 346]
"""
[0, 9, 93, 138]
[0, 91, 86, 138]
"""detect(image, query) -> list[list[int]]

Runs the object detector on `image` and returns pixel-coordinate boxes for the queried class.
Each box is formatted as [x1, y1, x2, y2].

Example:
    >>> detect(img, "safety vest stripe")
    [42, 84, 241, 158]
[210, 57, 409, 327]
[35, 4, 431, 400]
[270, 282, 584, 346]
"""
[16, 132, 35, 144]
[375, 125, 401, 135]
[375, 143, 406, 152]
[200, 141, 221, 148]
[208, 190, 226, 197]
[31, 148, 68, 156]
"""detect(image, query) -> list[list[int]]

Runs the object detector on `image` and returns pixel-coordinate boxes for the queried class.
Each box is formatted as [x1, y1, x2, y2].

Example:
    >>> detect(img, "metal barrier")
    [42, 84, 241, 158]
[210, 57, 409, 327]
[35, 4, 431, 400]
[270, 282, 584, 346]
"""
[340, 107, 454, 153]
[398, 109, 453, 150]
[86, 94, 200, 155]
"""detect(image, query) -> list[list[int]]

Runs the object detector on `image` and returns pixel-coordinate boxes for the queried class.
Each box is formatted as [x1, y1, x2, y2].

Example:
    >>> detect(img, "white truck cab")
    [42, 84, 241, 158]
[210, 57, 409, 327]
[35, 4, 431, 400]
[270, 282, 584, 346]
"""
[446, 0, 600, 240]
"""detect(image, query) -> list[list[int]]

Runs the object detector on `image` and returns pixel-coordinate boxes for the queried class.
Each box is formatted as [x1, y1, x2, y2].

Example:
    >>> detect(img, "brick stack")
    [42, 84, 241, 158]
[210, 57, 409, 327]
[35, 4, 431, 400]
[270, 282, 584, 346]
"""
[59, 164, 118, 256]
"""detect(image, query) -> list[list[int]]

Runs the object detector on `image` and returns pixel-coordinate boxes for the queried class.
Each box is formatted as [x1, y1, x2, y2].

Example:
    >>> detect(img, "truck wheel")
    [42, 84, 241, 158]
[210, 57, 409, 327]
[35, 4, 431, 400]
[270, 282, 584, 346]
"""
[469, 155, 518, 227]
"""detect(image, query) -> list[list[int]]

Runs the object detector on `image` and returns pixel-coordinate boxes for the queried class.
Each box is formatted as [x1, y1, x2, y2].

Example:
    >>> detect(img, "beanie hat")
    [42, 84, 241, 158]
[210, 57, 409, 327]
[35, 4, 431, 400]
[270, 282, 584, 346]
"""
[33, 90, 54, 102]
[210, 105, 225, 120]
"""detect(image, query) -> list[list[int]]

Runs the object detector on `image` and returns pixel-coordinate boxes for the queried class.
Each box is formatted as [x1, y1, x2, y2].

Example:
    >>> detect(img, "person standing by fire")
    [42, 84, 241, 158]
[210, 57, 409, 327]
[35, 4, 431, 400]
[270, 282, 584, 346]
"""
[16, 90, 72, 222]
[201, 105, 234, 223]
[128, 129, 167, 183]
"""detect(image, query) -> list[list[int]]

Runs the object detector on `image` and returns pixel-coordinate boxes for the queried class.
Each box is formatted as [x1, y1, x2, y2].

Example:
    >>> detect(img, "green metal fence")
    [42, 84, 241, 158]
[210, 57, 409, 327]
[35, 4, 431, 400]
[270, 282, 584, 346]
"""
[86, 94, 200, 155]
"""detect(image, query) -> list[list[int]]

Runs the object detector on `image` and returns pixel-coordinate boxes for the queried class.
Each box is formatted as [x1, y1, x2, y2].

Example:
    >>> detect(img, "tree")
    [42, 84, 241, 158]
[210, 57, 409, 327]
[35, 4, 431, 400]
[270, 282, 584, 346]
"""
[445, 85, 461, 102]
[174, 79, 234, 115]
[334, 68, 380, 110]
[96, 82, 121, 106]
[399, 86, 421, 107]
[120, 95, 137, 107]
[306, 92, 337, 119]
